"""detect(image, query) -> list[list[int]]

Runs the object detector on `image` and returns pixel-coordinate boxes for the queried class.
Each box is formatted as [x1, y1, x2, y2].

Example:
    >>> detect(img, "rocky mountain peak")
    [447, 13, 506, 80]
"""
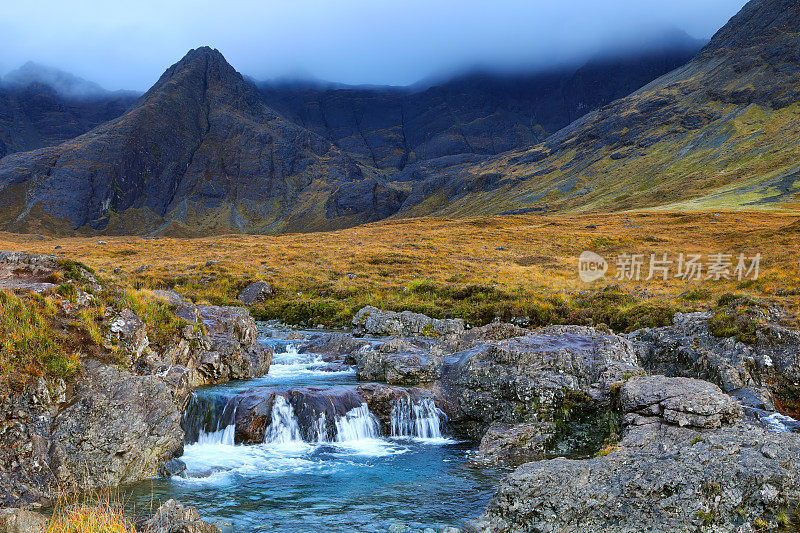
[703, 0, 800, 55]
[139, 46, 258, 110]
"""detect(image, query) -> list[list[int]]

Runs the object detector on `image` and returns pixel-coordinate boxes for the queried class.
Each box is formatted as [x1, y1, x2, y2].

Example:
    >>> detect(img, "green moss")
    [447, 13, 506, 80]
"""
[696, 510, 716, 526]
[708, 294, 760, 344]
[681, 289, 711, 302]
[57, 259, 94, 281]
[420, 324, 441, 338]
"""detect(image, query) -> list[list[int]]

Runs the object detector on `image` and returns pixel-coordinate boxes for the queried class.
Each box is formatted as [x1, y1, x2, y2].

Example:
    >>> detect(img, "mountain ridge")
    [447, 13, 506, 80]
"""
[397, 0, 800, 218]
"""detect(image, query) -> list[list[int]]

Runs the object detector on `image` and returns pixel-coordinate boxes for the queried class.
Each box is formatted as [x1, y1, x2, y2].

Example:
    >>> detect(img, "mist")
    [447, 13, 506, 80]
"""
[0, 0, 748, 92]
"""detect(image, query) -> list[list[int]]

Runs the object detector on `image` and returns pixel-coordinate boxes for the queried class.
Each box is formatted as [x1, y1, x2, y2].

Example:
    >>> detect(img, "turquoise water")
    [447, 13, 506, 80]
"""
[128, 332, 500, 532]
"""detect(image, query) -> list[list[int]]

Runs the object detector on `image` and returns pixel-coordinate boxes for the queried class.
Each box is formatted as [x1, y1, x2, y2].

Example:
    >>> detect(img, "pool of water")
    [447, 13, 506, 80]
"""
[127, 330, 501, 532]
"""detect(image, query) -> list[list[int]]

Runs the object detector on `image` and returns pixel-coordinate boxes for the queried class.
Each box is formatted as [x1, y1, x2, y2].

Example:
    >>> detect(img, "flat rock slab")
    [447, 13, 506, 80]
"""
[621, 375, 743, 428]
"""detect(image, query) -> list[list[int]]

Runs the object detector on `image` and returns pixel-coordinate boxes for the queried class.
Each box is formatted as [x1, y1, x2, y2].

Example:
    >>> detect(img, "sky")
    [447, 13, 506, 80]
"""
[0, 0, 749, 91]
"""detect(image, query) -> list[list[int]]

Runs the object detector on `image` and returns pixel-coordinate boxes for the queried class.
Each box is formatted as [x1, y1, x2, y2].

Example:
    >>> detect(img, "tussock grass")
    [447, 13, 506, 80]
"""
[47, 502, 136, 533]
[1, 211, 797, 331]
[114, 289, 188, 352]
[47, 491, 138, 533]
[0, 292, 78, 380]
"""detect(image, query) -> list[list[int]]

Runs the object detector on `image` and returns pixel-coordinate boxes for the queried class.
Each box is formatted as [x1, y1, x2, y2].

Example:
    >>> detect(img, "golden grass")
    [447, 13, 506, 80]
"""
[47, 490, 140, 533]
[47, 502, 137, 533]
[1, 211, 798, 326]
[0, 291, 79, 381]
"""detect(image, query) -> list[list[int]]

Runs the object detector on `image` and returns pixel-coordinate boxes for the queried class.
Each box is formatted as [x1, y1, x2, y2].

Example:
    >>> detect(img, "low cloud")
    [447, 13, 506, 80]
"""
[0, 0, 747, 91]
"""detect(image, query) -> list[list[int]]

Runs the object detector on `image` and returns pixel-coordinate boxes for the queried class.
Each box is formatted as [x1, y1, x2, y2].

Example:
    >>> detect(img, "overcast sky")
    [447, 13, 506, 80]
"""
[0, 0, 748, 91]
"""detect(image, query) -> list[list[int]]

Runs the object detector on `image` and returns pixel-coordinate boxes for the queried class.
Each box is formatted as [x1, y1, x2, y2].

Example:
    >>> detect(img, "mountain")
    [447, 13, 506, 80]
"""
[0, 48, 401, 234]
[0, 64, 138, 159]
[1, 0, 795, 235]
[258, 32, 702, 171]
[401, 0, 800, 217]
[3, 62, 113, 99]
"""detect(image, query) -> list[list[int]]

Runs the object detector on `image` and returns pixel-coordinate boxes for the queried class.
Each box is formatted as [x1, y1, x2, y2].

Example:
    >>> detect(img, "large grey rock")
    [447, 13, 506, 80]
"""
[237, 281, 273, 305]
[479, 422, 800, 532]
[0, 379, 61, 507]
[107, 308, 150, 365]
[433, 322, 532, 355]
[352, 306, 465, 337]
[437, 325, 642, 439]
[0, 508, 47, 533]
[298, 333, 371, 358]
[142, 499, 220, 533]
[0, 251, 77, 293]
[49, 360, 184, 491]
[629, 311, 800, 399]
[151, 303, 273, 389]
[621, 375, 743, 429]
[474, 422, 556, 465]
[352, 339, 441, 385]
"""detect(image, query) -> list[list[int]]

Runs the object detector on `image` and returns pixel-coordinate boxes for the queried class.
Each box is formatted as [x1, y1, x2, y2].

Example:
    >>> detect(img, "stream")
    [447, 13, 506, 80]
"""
[129, 329, 501, 532]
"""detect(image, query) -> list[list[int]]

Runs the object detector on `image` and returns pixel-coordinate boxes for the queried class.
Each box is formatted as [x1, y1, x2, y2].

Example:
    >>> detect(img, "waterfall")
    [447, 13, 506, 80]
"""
[264, 395, 303, 443]
[196, 422, 236, 446]
[313, 413, 328, 442]
[183, 392, 238, 445]
[335, 404, 380, 441]
[390, 397, 445, 439]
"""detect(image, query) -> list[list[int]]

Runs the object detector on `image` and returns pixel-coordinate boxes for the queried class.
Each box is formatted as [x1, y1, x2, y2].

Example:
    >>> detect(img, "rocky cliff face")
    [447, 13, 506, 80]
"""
[259, 35, 700, 171]
[0, 85, 135, 160]
[0, 63, 137, 160]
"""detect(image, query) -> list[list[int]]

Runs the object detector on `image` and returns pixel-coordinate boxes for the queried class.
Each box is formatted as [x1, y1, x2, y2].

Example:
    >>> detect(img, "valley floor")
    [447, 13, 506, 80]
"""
[1, 211, 798, 328]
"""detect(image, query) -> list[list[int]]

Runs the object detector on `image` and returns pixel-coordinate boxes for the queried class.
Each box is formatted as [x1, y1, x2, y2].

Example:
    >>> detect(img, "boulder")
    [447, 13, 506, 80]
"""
[298, 333, 371, 358]
[621, 375, 743, 429]
[155, 303, 272, 388]
[159, 458, 187, 478]
[0, 508, 47, 533]
[352, 339, 442, 385]
[437, 325, 641, 439]
[478, 422, 800, 532]
[0, 251, 71, 293]
[107, 308, 150, 365]
[237, 281, 273, 305]
[49, 360, 184, 491]
[142, 499, 220, 533]
[434, 322, 532, 355]
[474, 422, 556, 465]
[150, 290, 186, 305]
[352, 306, 465, 337]
[629, 310, 800, 416]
